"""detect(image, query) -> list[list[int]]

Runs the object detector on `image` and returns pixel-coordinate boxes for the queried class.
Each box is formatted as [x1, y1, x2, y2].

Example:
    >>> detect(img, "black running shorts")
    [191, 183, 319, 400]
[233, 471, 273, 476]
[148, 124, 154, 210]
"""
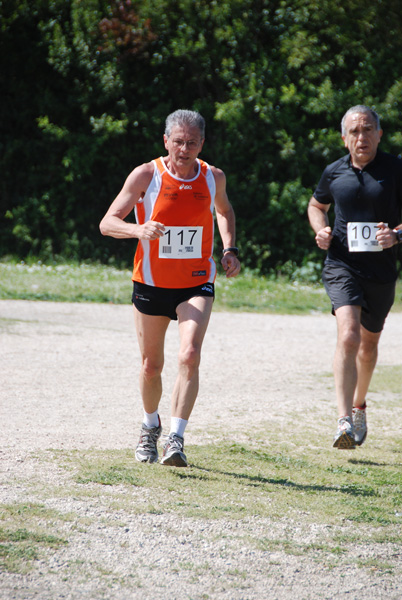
[322, 263, 395, 333]
[132, 281, 215, 321]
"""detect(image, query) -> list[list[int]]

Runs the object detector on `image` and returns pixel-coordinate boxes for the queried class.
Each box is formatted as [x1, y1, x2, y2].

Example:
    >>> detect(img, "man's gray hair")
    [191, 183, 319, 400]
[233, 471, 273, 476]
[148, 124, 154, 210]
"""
[165, 109, 205, 138]
[341, 105, 381, 135]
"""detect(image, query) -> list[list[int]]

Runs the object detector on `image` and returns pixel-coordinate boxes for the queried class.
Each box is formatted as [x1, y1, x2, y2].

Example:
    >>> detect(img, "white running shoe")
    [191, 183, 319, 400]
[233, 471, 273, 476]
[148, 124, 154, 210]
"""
[352, 405, 367, 446]
[135, 418, 162, 463]
[160, 433, 188, 467]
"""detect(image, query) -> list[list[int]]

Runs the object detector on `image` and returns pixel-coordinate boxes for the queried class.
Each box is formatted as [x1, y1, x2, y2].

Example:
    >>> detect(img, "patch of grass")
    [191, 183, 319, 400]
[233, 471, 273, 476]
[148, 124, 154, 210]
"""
[46, 440, 401, 573]
[214, 271, 330, 314]
[3, 440, 402, 580]
[0, 260, 328, 312]
[320, 365, 402, 401]
[0, 503, 68, 572]
[255, 536, 347, 557]
[3, 259, 402, 314]
[0, 535, 39, 572]
[76, 463, 142, 486]
[0, 260, 132, 304]
[356, 558, 395, 574]
[0, 504, 68, 573]
[369, 365, 402, 395]
[52, 441, 402, 532]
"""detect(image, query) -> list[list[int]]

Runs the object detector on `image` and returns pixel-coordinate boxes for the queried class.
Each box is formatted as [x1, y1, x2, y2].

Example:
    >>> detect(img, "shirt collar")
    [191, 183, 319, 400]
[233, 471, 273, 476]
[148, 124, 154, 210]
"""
[347, 150, 381, 171]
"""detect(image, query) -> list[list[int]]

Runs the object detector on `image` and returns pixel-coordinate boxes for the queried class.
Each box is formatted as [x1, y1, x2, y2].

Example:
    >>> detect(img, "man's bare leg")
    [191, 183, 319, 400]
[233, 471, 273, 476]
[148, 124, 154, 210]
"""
[171, 295, 213, 419]
[353, 325, 381, 407]
[160, 295, 213, 467]
[133, 307, 170, 463]
[352, 325, 381, 446]
[332, 305, 361, 449]
[134, 307, 170, 414]
[333, 305, 362, 418]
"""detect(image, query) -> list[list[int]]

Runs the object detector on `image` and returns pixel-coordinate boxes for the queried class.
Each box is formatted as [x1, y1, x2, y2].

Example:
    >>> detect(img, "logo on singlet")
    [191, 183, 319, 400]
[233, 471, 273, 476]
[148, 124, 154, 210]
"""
[192, 270, 206, 277]
[179, 184, 192, 190]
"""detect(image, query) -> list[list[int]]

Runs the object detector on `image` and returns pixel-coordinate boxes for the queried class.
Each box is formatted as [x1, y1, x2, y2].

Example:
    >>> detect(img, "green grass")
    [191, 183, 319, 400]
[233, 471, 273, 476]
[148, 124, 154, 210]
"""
[2, 259, 402, 313]
[0, 504, 68, 573]
[370, 365, 402, 395]
[56, 441, 402, 526]
[321, 364, 402, 398]
[0, 260, 131, 305]
[3, 436, 401, 576]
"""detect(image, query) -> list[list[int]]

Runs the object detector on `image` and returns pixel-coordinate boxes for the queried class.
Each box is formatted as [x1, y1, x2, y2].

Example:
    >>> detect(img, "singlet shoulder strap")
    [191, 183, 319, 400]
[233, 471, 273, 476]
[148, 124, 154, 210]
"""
[197, 158, 209, 175]
[154, 157, 165, 174]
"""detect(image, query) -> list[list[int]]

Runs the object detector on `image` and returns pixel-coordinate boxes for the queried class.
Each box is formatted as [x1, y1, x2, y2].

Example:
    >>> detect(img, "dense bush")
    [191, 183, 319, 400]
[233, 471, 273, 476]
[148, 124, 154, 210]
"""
[1, 0, 402, 273]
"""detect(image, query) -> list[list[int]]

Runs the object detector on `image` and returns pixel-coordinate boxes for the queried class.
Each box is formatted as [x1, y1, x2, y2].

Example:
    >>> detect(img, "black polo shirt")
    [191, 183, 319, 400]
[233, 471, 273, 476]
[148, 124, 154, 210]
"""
[314, 150, 402, 282]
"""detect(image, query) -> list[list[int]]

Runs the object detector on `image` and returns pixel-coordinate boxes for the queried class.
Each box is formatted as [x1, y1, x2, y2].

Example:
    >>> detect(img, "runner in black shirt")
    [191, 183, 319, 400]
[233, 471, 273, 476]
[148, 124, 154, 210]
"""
[308, 105, 402, 450]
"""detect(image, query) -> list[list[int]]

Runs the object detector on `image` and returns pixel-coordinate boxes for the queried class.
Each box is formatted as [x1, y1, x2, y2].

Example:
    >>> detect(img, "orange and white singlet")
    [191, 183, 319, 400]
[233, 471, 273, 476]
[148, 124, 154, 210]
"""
[133, 157, 216, 288]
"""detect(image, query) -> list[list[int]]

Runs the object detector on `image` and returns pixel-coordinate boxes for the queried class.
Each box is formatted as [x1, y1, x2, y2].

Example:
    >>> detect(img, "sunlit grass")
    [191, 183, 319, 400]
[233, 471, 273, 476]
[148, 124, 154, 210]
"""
[57, 440, 402, 527]
[369, 365, 402, 395]
[0, 260, 131, 304]
[0, 504, 68, 573]
[2, 259, 402, 314]
[2, 433, 402, 577]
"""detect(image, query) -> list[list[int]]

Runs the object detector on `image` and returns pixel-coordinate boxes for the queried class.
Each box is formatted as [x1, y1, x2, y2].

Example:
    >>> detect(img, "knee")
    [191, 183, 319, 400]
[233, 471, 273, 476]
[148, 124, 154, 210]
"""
[358, 339, 378, 364]
[338, 328, 360, 355]
[142, 357, 164, 380]
[178, 344, 201, 372]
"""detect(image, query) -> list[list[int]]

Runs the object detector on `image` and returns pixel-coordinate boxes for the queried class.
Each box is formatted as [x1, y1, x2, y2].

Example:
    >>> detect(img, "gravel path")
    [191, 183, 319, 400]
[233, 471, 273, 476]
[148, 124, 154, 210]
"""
[1, 300, 401, 599]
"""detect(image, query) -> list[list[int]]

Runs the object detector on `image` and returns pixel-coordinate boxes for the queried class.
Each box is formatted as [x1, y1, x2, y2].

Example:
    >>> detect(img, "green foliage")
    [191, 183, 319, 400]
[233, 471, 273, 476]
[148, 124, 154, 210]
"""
[1, 0, 402, 272]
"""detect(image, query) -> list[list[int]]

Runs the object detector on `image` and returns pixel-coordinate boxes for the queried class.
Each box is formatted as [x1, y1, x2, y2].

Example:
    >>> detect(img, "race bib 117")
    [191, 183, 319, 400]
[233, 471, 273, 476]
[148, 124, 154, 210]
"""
[159, 226, 203, 259]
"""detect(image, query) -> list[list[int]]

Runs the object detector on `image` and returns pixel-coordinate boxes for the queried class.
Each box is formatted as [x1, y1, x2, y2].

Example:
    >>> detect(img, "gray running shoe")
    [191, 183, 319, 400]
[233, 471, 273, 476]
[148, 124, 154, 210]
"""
[135, 418, 162, 463]
[333, 416, 355, 449]
[160, 433, 188, 467]
[352, 406, 367, 446]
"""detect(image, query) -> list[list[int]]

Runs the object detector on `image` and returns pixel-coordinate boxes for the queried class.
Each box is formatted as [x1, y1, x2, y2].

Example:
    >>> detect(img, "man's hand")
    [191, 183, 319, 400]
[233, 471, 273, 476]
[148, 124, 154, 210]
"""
[315, 226, 333, 250]
[376, 222, 397, 248]
[138, 221, 165, 240]
[221, 253, 241, 278]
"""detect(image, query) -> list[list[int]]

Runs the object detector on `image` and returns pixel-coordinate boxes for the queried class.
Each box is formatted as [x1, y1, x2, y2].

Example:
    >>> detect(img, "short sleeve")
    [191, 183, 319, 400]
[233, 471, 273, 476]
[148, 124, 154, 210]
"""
[313, 166, 333, 205]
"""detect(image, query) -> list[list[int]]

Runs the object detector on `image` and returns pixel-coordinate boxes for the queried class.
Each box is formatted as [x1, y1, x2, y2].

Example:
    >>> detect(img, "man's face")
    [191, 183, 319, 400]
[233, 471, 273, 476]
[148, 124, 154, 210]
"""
[342, 112, 382, 169]
[164, 125, 204, 167]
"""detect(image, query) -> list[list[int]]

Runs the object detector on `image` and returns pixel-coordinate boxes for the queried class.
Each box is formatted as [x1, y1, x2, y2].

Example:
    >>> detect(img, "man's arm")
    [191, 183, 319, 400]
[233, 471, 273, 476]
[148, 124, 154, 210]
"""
[211, 166, 241, 278]
[99, 162, 165, 241]
[307, 196, 333, 250]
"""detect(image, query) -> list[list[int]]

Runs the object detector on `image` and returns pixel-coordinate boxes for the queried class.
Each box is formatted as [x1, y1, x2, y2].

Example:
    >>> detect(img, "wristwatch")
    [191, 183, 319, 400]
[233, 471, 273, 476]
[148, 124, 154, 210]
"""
[222, 247, 239, 257]
[393, 229, 402, 244]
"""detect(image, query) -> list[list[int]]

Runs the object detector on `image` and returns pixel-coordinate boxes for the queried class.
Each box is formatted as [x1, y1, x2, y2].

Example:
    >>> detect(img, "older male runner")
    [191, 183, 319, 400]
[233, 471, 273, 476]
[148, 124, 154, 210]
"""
[100, 109, 240, 466]
[308, 105, 402, 449]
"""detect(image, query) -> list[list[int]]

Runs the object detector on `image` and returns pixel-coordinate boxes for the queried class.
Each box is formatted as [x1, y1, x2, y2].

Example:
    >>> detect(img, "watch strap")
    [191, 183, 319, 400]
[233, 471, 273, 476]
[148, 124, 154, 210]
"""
[222, 247, 239, 256]
[393, 229, 402, 243]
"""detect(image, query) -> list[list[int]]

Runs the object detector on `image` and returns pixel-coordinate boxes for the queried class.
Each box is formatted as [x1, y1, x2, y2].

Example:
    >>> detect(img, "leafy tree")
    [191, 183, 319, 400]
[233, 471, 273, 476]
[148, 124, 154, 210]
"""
[1, 0, 402, 274]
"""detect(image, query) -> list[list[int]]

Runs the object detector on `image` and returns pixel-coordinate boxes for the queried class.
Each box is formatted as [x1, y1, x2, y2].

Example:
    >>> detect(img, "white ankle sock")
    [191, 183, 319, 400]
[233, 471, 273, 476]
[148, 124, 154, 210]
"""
[143, 410, 159, 428]
[170, 417, 188, 438]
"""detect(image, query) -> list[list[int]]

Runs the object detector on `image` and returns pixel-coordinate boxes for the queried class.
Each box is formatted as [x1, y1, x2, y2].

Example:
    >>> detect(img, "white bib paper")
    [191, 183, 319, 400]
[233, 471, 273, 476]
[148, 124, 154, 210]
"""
[347, 222, 386, 252]
[159, 226, 203, 259]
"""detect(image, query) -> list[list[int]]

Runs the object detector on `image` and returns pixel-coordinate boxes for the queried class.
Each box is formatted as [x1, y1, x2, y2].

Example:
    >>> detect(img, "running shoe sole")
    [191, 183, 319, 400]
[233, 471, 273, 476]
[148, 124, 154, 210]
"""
[160, 452, 188, 467]
[135, 451, 158, 463]
[333, 431, 356, 449]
